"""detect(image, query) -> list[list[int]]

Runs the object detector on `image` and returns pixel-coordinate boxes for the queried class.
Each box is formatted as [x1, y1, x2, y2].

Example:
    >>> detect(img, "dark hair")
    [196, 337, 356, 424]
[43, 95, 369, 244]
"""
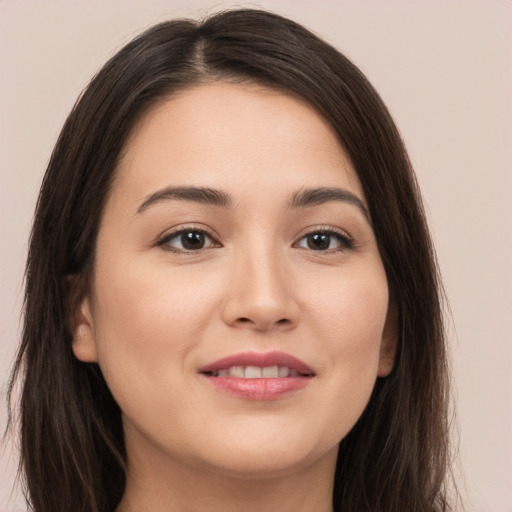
[8, 8, 454, 512]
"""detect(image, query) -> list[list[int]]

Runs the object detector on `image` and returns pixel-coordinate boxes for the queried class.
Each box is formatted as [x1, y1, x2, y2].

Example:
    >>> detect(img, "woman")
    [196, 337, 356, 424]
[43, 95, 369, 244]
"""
[8, 8, 455, 512]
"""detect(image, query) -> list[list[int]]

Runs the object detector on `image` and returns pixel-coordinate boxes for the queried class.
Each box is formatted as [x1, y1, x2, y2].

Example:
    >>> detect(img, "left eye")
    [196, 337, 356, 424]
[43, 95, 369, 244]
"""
[295, 231, 351, 251]
[159, 229, 216, 252]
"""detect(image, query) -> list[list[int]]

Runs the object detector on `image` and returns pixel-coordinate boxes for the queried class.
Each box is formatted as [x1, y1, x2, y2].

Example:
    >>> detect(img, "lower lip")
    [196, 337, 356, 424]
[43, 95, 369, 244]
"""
[202, 376, 311, 400]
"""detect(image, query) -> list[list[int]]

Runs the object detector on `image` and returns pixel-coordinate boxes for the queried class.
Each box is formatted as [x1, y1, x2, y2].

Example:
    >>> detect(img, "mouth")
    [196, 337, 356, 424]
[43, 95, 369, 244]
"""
[199, 350, 315, 378]
[198, 351, 315, 400]
[203, 365, 313, 378]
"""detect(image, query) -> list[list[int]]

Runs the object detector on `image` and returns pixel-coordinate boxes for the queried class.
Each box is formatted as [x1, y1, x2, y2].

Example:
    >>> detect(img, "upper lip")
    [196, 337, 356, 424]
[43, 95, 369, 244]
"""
[198, 351, 314, 375]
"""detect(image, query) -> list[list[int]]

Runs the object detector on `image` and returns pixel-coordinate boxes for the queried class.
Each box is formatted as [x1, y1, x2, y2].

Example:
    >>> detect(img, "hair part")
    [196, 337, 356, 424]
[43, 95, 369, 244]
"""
[8, 8, 455, 512]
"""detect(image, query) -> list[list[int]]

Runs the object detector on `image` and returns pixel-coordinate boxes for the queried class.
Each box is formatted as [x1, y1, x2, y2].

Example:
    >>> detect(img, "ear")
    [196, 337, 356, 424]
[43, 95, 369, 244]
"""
[377, 303, 398, 377]
[71, 296, 99, 363]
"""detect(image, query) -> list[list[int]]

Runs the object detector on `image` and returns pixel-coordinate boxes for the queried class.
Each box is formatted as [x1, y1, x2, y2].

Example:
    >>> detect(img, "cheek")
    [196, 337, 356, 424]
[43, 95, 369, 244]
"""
[89, 257, 222, 407]
[310, 264, 388, 349]
[307, 267, 389, 415]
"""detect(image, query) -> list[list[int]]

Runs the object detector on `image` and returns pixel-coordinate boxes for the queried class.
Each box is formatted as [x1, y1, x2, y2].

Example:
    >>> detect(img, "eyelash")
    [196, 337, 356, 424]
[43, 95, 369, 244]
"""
[293, 227, 354, 253]
[156, 226, 354, 254]
[156, 225, 219, 254]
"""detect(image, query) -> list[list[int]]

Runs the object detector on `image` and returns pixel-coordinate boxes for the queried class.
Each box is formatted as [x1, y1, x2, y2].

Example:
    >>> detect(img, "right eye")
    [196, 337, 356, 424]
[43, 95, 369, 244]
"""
[157, 229, 218, 253]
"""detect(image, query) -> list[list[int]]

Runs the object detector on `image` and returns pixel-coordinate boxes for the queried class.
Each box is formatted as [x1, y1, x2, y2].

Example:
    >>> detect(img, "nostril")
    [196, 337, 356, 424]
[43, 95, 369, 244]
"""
[234, 317, 290, 327]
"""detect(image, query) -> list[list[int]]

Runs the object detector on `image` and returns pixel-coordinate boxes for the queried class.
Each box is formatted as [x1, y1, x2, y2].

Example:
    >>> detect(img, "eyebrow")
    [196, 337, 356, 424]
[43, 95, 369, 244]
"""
[136, 185, 369, 222]
[136, 186, 231, 214]
[289, 187, 370, 221]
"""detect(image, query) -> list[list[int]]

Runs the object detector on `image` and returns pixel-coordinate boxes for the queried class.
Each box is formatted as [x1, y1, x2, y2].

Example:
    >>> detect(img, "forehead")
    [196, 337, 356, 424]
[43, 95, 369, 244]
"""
[112, 82, 364, 209]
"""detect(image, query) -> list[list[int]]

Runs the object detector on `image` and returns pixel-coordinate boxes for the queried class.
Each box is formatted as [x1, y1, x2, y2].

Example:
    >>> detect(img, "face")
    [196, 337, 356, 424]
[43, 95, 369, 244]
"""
[73, 83, 396, 480]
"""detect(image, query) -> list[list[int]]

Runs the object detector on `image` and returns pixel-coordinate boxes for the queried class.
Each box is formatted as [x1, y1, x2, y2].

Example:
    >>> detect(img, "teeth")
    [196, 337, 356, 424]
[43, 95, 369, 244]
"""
[262, 365, 279, 378]
[228, 366, 245, 378]
[278, 366, 290, 377]
[245, 366, 262, 378]
[211, 365, 309, 378]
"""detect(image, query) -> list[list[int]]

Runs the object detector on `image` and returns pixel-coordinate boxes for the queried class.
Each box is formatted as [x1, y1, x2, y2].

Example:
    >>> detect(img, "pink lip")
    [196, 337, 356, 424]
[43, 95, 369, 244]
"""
[198, 350, 313, 374]
[198, 351, 314, 401]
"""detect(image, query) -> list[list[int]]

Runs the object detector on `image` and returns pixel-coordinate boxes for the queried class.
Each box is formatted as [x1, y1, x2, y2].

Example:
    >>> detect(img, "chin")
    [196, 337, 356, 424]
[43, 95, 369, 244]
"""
[188, 422, 341, 479]
[200, 447, 332, 480]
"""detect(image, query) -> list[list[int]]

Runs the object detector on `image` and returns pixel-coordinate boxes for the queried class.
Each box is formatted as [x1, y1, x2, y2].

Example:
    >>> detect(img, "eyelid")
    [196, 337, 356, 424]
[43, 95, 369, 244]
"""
[292, 225, 355, 252]
[156, 224, 221, 253]
[154, 223, 355, 254]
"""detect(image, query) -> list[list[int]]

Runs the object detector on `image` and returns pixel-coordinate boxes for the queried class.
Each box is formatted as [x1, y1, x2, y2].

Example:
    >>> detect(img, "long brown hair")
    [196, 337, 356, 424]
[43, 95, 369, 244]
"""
[8, 9, 454, 511]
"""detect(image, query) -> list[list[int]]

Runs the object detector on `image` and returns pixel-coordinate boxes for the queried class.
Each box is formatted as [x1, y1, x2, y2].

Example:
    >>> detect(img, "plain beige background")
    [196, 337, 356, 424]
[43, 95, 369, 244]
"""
[1, 1, 511, 511]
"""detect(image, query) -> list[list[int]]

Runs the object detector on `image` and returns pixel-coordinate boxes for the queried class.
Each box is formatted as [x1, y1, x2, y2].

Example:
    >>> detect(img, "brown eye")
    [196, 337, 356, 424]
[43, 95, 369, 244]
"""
[159, 229, 216, 252]
[180, 231, 206, 250]
[295, 230, 352, 251]
[307, 233, 331, 250]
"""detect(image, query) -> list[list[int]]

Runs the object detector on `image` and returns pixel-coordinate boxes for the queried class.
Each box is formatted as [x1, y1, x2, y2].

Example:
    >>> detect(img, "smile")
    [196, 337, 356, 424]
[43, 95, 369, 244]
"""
[199, 351, 315, 400]
[204, 365, 313, 378]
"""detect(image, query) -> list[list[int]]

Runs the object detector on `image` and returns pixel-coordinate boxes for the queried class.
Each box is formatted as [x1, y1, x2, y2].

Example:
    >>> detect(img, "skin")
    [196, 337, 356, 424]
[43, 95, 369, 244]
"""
[72, 83, 396, 512]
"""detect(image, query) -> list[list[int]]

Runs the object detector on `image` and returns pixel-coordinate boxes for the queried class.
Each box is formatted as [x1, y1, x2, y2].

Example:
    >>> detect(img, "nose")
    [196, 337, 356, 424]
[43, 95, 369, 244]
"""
[220, 244, 300, 332]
